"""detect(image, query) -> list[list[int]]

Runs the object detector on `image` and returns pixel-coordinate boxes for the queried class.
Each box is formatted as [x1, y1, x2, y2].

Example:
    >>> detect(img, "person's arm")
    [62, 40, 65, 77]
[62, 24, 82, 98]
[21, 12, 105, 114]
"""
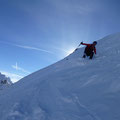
[81, 42, 91, 46]
[94, 47, 96, 54]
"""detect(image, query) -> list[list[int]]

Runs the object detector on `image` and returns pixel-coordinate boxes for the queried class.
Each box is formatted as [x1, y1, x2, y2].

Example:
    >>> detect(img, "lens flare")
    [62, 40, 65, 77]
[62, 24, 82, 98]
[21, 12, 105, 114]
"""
[66, 48, 75, 55]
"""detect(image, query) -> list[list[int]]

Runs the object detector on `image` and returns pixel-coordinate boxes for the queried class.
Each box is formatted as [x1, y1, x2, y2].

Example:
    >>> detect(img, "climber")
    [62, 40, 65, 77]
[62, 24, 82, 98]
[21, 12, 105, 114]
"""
[81, 41, 97, 59]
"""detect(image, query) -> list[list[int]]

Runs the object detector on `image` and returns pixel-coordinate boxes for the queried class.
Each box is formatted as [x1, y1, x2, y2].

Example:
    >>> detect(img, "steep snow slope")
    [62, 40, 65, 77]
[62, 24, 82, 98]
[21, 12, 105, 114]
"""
[0, 33, 120, 120]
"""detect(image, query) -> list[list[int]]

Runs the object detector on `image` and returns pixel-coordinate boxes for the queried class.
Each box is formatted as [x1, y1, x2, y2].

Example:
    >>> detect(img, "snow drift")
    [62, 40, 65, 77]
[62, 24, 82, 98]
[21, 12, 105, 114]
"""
[0, 33, 120, 120]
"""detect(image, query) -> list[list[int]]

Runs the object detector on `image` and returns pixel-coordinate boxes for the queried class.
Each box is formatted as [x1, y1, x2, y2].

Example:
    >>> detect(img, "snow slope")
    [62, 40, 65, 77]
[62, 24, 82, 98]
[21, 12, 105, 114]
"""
[0, 33, 120, 120]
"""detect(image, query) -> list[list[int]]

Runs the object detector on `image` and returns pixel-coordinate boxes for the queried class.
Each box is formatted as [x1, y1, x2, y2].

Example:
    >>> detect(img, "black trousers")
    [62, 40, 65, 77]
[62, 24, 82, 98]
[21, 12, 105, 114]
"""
[83, 51, 94, 59]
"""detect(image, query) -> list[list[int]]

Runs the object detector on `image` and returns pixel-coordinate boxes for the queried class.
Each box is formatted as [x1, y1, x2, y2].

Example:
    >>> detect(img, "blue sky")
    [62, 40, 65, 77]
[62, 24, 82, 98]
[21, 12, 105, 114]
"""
[0, 0, 120, 82]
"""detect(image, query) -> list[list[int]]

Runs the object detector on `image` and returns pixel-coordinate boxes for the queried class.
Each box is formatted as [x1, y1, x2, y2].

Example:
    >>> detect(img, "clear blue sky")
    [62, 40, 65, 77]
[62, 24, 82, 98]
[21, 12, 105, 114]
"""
[0, 0, 120, 82]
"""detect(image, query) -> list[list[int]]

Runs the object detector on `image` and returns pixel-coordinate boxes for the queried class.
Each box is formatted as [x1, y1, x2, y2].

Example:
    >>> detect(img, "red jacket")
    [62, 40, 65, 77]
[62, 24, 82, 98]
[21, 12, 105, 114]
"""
[82, 43, 96, 54]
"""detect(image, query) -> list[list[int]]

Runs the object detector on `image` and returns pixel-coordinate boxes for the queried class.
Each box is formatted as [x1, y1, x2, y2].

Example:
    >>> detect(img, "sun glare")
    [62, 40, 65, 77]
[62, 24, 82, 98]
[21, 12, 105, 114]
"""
[67, 48, 75, 55]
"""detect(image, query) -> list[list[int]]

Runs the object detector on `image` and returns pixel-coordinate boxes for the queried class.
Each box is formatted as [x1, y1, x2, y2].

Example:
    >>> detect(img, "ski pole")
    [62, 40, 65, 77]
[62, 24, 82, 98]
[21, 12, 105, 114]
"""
[78, 41, 83, 47]
[74, 42, 83, 51]
[78, 43, 81, 47]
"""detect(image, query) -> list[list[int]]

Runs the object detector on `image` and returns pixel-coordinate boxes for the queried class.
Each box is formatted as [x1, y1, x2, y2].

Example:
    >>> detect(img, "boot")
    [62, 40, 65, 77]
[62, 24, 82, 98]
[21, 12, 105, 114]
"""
[83, 55, 86, 58]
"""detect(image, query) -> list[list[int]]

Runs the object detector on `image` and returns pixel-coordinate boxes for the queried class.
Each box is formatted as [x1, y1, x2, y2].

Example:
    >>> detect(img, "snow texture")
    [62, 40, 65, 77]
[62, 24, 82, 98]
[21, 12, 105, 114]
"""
[0, 33, 120, 120]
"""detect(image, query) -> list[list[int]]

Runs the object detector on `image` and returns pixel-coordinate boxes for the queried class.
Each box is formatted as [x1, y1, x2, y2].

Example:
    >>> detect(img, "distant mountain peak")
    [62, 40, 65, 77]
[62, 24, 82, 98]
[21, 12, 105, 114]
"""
[0, 72, 12, 85]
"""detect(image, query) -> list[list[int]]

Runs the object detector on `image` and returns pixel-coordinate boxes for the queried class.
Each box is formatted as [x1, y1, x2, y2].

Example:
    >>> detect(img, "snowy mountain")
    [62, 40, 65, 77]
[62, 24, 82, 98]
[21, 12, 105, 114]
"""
[0, 72, 12, 88]
[0, 33, 120, 120]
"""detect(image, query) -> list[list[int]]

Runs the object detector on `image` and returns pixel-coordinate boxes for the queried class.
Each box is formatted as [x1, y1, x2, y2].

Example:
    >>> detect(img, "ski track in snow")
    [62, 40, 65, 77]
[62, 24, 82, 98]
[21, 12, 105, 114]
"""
[71, 95, 101, 120]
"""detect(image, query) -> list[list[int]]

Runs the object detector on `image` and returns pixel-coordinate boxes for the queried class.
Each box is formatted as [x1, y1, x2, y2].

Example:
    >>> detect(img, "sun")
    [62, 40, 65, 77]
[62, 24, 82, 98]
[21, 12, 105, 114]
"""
[66, 48, 75, 55]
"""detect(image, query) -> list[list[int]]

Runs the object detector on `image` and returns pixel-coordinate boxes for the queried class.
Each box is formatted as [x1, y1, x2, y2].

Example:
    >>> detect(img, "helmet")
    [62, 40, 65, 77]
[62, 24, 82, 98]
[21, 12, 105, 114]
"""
[93, 41, 97, 45]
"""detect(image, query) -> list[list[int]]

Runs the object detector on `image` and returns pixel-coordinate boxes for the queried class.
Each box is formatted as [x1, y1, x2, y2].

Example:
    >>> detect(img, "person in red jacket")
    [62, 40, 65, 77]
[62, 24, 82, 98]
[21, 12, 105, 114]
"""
[81, 41, 97, 59]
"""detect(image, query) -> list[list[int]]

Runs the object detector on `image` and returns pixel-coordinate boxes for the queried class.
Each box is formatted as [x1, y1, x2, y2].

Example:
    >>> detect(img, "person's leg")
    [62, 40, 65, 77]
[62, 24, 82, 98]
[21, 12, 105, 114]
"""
[89, 52, 94, 59]
[83, 51, 90, 58]
[83, 54, 86, 58]
[83, 48, 87, 58]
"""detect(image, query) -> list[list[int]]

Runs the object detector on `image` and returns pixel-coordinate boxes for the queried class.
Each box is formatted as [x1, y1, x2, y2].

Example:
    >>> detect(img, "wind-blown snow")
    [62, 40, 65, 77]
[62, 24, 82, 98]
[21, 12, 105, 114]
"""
[0, 33, 120, 120]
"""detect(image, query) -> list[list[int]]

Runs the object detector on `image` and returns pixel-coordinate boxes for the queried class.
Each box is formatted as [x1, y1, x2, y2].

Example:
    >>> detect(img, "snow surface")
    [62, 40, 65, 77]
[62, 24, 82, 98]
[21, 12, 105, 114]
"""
[0, 33, 120, 120]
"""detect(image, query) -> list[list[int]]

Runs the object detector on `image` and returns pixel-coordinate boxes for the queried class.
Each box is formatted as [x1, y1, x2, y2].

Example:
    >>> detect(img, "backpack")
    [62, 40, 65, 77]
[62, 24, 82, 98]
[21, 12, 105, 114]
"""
[85, 44, 95, 54]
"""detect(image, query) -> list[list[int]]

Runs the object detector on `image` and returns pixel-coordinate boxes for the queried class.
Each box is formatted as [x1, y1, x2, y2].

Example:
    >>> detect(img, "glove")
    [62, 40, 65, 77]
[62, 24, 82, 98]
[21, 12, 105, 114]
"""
[81, 42, 83, 44]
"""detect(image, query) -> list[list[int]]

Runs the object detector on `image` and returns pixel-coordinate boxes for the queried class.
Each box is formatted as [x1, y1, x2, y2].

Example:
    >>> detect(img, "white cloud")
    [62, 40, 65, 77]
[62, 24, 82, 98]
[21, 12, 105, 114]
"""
[0, 71, 23, 83]
[15, 44, 54, 54]
[12, 62, 30, 74]
[0, 41, 54, 54]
